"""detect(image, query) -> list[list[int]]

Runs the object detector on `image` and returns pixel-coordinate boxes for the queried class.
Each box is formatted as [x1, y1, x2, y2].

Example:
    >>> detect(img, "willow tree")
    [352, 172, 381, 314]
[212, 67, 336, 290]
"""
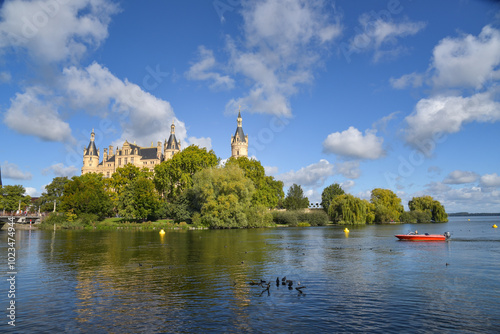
[328, 194, 369, 224]
[408, 195, 448, 222]
[370, 188, 404, 223]
[190, 164, 259, 228]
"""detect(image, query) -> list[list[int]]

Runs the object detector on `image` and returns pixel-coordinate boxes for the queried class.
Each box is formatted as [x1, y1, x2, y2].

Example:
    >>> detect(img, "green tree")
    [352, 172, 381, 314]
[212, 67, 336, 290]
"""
[37, 177, 69, 212]
[0, 185, 31, 213]
[283, 184, 309, 210]
[162, 190, 194, 223]
[408, 195, 448, 222]
[321, 183, 345, 212]
[60, 173, 113, 220]
[328, 194, 368, 224]
[370, 188, 404, 223]
[154, 145, 219, 201]
[400, 210, 432, 223]
[111, 165, 152, 196]
[225, 157, 284, 208]
[190, 164, 258, 228]
[118, 176, 161, 221]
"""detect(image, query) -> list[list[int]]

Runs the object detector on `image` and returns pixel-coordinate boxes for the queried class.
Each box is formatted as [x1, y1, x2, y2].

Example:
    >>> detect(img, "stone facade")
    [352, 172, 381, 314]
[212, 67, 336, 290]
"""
[81, 122, 181, 176]
[231, 111, 248, 158]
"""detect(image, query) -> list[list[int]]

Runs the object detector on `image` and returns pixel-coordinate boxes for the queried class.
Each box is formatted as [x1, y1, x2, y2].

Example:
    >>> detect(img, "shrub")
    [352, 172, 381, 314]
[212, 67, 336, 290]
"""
[246, 206, 273, 228]
[272, 211, 298, 225]
[297, 210, 329, 226]
[76, 213, 99, 226]
[43, 212, 66, 226]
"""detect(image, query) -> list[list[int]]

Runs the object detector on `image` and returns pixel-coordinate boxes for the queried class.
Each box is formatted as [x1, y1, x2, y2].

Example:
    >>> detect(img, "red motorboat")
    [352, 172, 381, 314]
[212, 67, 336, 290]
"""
[395, 231, 450, 241]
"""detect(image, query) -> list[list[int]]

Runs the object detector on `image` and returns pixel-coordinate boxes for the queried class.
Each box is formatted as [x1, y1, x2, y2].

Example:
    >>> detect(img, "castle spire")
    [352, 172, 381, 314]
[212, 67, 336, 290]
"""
[164, 120, 181, 160]
[231, 108, 248, 158]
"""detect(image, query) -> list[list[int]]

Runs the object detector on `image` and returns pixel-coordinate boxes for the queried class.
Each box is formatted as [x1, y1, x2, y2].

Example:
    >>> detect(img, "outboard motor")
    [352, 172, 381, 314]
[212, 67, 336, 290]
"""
[444, 231, 451, 239]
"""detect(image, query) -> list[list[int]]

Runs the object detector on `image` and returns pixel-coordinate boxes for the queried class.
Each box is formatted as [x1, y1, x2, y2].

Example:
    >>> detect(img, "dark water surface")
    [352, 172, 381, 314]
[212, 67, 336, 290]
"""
[1, 216, 499, 333]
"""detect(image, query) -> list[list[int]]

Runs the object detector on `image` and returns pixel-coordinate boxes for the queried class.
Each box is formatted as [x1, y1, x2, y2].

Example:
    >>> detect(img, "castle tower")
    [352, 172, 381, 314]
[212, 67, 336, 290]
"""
[231, 111, 248, 158]
[81, 129, 100, 175]
[164, 121, 181, 160]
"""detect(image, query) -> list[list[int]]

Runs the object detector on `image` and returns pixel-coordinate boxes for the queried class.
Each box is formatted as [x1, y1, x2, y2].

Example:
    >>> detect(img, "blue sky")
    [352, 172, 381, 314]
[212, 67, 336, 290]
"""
[1, 0, 500, 213]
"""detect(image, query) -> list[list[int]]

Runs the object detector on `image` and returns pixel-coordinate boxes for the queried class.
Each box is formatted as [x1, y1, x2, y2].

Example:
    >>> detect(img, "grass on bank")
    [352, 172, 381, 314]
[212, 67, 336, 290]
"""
[39, 213, 207, 230]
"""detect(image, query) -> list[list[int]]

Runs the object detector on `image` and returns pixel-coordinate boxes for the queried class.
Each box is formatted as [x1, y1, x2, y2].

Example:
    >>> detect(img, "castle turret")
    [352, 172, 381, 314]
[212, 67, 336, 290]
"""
[82, 129, 100, 175]
[164, 121, 181, 160]
[231, 111, 248, 158]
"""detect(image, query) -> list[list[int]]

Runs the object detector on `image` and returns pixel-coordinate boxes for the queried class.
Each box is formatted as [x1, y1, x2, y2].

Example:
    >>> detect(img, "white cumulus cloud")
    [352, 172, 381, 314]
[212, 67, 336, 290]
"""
[188, 0, 342, 117]
[443, 170, 479, 184]
[480, 173, 500, 188]
[323, 126, 385, 160]
[404, 90, 500, 151]
[187, 136, 212, 150]
[277, 159, 335, 189]
[25, 187, 41, 197]
[390, 72, 424, 89]
[431, 25, 500, 89]
[42, 163, 78, 177]
[348, 15, 425, 62]
[185, 46, 234, 90]
[1, 161, 32, 180]
[0, 0, 119, 63]
[3, 86, 73, 142]
[63, 62, 185, 148]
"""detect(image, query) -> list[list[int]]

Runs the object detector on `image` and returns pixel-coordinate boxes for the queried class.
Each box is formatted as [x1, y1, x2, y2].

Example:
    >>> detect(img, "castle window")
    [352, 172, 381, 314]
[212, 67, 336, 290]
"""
[118, 158, 121, 165]
[125, 158, 128, 165]
[125, 149, 128, 155]
[131, 157, 134, 164]
[106, 172, 110, 177]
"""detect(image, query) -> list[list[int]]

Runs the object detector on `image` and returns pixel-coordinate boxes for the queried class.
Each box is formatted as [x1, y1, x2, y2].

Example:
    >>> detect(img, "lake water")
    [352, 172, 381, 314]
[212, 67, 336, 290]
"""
[1, 216, 499, 333]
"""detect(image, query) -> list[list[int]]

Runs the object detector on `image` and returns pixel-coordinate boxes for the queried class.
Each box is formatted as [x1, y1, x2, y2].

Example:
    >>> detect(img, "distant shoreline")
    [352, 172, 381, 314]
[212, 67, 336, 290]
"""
[449, 213, 500, 217]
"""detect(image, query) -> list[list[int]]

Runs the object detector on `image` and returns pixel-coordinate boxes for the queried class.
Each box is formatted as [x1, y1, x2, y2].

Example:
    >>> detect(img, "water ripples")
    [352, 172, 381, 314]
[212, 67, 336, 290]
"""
[1, 218, 499, 332]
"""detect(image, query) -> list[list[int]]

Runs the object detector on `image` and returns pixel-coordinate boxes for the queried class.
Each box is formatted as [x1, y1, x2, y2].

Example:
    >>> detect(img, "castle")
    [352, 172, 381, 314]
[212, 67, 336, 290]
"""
[82, 113, 248, 176]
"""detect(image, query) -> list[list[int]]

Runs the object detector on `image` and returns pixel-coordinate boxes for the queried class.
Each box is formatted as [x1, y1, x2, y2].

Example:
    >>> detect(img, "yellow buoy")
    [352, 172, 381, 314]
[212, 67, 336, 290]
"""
[344, 228, 349, 233]
[159, 229, 166, 235]
[468, 219, 470, 221]
[493, 224, 498, 228]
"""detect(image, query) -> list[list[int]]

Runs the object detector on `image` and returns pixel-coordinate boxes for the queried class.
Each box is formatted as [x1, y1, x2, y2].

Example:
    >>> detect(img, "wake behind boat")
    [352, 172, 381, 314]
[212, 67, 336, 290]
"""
[395, 231, 451, 241]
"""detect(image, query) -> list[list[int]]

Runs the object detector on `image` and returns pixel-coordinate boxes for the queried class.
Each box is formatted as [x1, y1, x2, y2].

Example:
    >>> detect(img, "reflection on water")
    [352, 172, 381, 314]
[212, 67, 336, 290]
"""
[1, 217, 499, 333]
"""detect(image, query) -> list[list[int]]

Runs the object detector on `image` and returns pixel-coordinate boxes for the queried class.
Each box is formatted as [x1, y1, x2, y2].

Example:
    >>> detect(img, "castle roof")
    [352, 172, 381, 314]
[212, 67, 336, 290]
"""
[86, 140, 98, 156]
[232, 127, 246, 143]
[140, 147, 160, 160]
[166, 133, 180, 150]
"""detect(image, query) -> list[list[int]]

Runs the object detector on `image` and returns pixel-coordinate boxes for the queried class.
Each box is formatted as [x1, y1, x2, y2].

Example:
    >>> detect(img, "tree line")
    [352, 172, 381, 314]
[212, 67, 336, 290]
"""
[320, 184, 448, 224]
[0, 144, 447, 227]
